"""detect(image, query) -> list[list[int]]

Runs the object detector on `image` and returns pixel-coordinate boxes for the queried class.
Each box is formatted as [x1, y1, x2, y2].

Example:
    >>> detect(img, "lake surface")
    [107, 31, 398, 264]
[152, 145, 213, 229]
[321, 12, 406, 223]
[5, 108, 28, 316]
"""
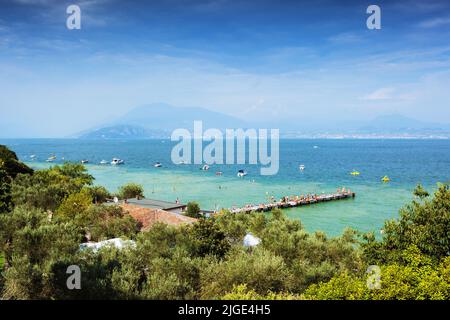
[2, 138, 449, 236]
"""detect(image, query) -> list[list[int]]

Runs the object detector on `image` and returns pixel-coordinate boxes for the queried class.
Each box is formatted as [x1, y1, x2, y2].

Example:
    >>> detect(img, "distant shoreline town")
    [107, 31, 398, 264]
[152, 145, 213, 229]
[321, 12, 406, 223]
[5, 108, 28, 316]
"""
[280, 133, 450, 139]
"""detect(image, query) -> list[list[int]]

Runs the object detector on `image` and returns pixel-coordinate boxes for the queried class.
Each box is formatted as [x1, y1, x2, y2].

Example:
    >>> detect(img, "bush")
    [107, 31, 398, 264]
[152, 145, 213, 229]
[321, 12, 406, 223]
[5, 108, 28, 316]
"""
[0, 145, 33, 178]
[362, 183, 450, 264]
[84, 205, 141, 241]
[200, 248, 291, 299]
[186, 202, 201, 218]
[55, 189, 93, 220]
[118, 183, 144, 200]
[0, 162, 12, 213]
[222, 284, 299, 300]
[304, 246, 450, 300]
[87, 186, 111, 204]
[188, 218, 230, 259]
[12, 163, 93, 211]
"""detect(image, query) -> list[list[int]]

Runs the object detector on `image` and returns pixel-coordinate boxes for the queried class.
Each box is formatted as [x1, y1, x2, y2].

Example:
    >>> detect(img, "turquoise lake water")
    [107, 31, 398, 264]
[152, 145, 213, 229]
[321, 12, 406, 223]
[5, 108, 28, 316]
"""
[2, 139, 449, 236]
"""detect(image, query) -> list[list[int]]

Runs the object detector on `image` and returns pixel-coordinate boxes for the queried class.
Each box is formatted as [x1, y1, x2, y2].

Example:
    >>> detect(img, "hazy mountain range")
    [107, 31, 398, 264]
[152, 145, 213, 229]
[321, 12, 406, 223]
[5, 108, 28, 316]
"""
[76, 103, 450, 139]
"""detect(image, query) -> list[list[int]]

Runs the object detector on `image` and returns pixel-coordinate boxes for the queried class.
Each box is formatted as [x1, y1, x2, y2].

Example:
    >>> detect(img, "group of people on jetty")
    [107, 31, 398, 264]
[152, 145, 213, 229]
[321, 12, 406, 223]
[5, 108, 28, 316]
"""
[229, 187, 354, 214]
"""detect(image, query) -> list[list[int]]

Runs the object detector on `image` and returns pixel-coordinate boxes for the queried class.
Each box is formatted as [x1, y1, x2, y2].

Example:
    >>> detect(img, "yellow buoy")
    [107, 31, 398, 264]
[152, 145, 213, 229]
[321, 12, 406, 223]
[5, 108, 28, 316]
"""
[350, 171, 360, 176]
[382, 176, 390, 182]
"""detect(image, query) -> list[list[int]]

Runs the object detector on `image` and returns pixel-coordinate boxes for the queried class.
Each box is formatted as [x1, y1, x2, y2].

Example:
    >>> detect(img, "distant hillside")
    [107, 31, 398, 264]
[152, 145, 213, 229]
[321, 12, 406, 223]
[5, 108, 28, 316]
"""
[79, 124, 169, 139]
[116, 103, 248, 130]
[358, 114, 450, 133]
[77, 104, 450, 139]
[78, 103, 249, 139]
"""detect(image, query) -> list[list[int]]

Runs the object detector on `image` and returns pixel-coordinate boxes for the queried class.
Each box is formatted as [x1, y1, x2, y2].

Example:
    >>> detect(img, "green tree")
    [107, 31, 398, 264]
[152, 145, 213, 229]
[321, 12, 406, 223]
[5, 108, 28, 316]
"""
[0, 161, 12, 213]
[186, 202, 201, 218]
[0, 205, 83, 299]
[86, 185, 112, 204]
[118, 183, 144, 200]
[216, 210, 362, 292]
[304, 246, 450, 300]
[84, 205, 141, 241]
[200, 247, 291, 299]
[12, 163, 93, 211]
[362, 184, 450, 264]
[188, 218, 230, 259]
[414, 184, 430, 199]
[0, 145, 33, 178]
[55, 188, 93, 220]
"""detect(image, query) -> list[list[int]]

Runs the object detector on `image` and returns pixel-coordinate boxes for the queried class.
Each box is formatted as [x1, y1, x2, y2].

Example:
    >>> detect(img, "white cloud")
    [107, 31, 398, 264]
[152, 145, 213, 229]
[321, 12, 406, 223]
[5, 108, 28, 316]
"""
[419, 17, 450, 28]
[328, 32, 364, 44]
[362, 88, 396, 101]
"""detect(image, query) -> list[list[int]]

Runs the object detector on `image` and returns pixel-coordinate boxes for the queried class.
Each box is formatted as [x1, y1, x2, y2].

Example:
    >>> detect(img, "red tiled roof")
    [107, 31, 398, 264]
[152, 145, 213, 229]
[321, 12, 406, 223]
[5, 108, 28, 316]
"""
[121, 203, 196, 231]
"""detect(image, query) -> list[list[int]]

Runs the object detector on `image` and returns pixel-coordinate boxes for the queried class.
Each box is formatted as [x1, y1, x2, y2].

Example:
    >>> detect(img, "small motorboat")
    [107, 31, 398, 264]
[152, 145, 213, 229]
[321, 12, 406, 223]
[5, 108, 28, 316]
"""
[200, 164, 210, 171]
[216, 171, 223, 176]
[299, 164, 305, 171]
[154, 162, 162, 168]
[178, 160, 187, 165]
[100, 160, 108, 165]
[81, 160, 89, 164]
[350, 170, 360, 176]
[237, 169, 247, 177]
[382, 176, 390, 182]
[46, 155, 56, 162]
[30, 154, 36, 159]
[111, 158, 124, 165]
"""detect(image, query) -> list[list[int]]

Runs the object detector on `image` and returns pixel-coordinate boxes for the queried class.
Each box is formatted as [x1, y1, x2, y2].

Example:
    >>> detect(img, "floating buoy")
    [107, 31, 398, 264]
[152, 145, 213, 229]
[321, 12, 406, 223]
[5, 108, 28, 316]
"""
[382, 176, 390, 182]
[350, 171, 360, 176]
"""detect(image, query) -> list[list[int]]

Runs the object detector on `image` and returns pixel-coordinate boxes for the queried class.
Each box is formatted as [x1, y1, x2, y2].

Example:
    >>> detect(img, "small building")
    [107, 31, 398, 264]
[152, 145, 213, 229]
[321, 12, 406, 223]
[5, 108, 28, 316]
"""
[124, 198, 187, 214]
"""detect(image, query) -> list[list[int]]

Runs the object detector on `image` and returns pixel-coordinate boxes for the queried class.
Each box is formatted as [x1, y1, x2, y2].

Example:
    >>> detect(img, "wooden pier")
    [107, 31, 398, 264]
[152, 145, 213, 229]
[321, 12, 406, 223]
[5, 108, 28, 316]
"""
[229, 192, 356, 214]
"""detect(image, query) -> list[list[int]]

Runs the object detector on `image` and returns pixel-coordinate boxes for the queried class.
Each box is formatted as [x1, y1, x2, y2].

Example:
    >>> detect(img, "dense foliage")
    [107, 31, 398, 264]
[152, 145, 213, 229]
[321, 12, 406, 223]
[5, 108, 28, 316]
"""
[0, 145, 33, 179]
[118, 183, 144, 200]
[186, 202, 201, 218]
[0, 145, 449, 300]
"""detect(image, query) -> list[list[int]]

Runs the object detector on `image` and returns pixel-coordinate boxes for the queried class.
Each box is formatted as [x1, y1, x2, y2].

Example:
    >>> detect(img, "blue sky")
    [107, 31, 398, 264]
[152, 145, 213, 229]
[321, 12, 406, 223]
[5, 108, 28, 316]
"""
[1, 0, 450, 137]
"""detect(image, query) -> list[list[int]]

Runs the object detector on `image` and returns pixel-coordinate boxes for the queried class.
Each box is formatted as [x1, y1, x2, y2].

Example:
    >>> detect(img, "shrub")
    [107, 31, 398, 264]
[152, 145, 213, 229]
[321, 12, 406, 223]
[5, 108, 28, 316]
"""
[186, 202, 201, 218]
[118, 183, 144, 200]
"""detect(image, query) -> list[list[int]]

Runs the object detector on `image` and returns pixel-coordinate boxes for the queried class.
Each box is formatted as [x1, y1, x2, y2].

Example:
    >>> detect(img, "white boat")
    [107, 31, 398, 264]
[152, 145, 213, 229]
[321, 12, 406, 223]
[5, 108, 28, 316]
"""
[299, 164, 305, 171]
[178, 160, 187, 165]
[237, 169, 247, 177]
[313, 145, 319, 149]
[30, 154, 36, 159]
[111, 158, 124, 165]
[100, 160, 108, 165]
[46, 155, 56, 162]
[81, 160, 89, 164]
[201, 164, 210, 171]
[154, 162, 162, 168]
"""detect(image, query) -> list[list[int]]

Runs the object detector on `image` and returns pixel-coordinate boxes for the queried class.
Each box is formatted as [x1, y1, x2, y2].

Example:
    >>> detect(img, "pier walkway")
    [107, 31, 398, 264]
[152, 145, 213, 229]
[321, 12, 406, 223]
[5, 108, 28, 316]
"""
[228, 191, 355, 214]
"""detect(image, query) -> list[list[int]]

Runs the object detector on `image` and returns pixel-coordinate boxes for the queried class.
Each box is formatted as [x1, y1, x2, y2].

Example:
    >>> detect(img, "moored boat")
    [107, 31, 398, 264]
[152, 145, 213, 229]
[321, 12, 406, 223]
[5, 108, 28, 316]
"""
[237, 169, 247, 177]
[111, 158, 124, 165]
